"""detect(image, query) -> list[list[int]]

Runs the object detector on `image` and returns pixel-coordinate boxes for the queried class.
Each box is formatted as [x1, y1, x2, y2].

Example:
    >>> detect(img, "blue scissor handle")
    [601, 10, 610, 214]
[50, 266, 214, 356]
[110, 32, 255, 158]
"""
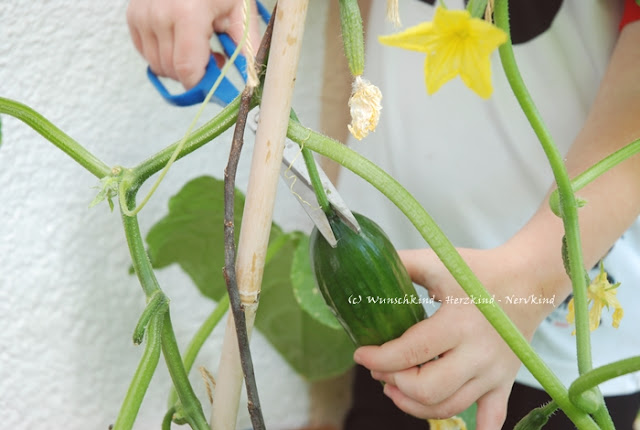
[147, 54, 239, 106]
[147, 0, 271, 107]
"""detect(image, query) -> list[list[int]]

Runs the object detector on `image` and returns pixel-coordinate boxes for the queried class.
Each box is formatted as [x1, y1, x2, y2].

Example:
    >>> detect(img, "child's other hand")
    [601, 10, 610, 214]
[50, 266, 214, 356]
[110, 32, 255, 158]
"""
[354, 247, 550, 430]
[127, 0, 260, 89]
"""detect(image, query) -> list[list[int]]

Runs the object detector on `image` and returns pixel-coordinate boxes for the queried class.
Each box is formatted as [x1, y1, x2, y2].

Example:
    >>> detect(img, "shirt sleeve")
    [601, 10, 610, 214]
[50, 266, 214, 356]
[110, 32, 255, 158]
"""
[620, 0, 640, 30]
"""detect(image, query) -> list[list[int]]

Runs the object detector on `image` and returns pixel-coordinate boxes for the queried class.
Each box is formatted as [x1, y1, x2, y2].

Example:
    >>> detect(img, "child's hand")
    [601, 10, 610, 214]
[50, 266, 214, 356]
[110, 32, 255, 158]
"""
[354, 247, 552, 430]
[127, 0, 260, 89]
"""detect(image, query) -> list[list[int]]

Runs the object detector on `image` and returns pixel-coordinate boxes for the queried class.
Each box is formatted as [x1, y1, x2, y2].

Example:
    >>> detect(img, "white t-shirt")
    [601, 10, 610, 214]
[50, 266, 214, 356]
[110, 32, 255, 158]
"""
[337, 0, 640, 395]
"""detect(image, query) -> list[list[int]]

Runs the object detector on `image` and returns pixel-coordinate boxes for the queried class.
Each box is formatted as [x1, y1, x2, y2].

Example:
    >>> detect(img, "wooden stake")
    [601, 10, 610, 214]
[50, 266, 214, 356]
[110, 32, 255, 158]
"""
[211, 1, 310, 428]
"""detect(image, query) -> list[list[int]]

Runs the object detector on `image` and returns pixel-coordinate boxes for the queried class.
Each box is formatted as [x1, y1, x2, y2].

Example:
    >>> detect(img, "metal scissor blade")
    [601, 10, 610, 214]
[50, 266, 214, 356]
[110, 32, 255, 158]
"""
[280, 140, 360, 247]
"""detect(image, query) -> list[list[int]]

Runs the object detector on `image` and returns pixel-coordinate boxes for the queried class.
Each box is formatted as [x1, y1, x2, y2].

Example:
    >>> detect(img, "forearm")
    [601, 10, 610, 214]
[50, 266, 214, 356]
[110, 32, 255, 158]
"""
[503, 21, 640, 318]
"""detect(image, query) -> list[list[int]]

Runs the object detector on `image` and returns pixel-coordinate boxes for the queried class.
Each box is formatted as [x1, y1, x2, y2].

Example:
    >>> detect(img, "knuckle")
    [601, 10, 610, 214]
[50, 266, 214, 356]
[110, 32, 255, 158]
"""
[401, 347, 422, 368]
[414, 388, 437, 406]
[173, 1, 200, 20]
[149, 7, 172, 28]
[174, 61, 200, 81]
[126, 6, 144, 28]
[490, 407, 508, 427]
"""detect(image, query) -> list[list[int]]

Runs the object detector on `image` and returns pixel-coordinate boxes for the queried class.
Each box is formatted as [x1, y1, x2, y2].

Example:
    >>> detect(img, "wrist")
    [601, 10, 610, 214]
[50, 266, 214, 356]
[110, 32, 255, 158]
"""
[495, 215, 573, 337]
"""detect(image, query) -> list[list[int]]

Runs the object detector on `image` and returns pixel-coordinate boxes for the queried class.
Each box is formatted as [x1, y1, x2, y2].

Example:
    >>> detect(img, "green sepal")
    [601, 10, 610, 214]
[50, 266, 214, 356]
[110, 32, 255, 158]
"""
[514, 401, 557, 430]
[576, 197, 587, 208]
[339, 0, 365, 76]
[90, 167, 124, 211]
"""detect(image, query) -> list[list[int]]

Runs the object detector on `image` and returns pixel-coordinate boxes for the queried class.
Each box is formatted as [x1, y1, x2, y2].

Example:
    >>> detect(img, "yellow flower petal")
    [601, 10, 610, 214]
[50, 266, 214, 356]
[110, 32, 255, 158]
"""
[379, 22, 436, 52]
[566, 262, 624, 334]
[589, 300, 604, 331]
[567, 297, 575, 324]
[379, 6, 507, 98]
[612, 306, 624, 328]
[428, 416, 467, 430]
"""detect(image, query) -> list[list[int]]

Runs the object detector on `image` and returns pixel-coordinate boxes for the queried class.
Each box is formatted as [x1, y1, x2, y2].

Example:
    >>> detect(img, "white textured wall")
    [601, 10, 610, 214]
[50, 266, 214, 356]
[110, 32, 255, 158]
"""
[0, 1, 328, 429]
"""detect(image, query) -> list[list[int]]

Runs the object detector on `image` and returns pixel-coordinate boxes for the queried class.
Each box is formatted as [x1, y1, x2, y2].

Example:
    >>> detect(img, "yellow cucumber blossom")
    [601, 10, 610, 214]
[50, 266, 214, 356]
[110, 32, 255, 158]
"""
[348, 75, 383, 140]
[567, 262, 624, 334]
[379, 6, 507, 98]
[428, 416, 467, 430]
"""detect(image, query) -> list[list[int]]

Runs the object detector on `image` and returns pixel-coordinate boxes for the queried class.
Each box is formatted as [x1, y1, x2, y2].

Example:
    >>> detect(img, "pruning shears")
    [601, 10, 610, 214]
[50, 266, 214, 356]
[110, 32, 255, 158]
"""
[146, 1, 360, 246]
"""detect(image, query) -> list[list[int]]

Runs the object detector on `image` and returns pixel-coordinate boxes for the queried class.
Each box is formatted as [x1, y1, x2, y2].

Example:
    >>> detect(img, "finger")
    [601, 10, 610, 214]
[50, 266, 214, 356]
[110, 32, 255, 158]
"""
[475, 387, 509, 430]
[397, 248, 436, 288]
[354, 312, 459, 372]
[384, 377, 487, 420]
[173, 17, 212, 89]
[142, 31, 163, 77]
[126, 2, 145, 54]
[129, 2, 163, 76]
[149, 8, 176, 80]
[129, 26, 144, 57]
[390, 348, 477, 406]
[217, 1, 262, 56]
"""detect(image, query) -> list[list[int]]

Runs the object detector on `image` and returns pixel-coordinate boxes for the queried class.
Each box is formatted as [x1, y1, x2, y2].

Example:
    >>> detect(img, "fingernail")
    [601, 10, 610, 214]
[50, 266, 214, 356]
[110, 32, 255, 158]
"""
[370, 370, 381, 380]
[353, 350, 362, 364]
[383, 383, 392, 396]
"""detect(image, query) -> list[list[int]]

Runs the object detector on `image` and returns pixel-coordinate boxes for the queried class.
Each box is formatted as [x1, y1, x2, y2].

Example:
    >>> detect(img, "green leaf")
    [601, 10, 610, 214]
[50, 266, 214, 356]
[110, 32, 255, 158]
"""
[290, 234, 342, 330]
[146, 176, 247, 300]
[259, 235, 354, 380]
[146, 175, 355, 380]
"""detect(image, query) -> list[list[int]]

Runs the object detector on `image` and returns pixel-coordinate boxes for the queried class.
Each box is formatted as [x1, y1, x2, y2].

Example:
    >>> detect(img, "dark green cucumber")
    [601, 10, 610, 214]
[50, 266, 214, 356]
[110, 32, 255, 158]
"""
[309, 212, 426, 346]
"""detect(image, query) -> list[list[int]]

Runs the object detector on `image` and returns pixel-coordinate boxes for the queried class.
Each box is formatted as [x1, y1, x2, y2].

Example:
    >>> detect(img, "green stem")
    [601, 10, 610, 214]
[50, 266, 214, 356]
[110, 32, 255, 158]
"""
[286, 121, 598, 430]
[494, 0, 594, 376]
[132, 96, 248, 184]
[288, 111, 330, 212]
[183, 295, 230, 377]
[161, 313, 210, 430]
[112, 312, 165, 430]
[120, 186, 160, 298]
[0, 97, 111, 178]
[164, 232, 292, 409]
[162, 406, 177, 430]
[301, 147, 331, 213]
[133, 290, 169, 345]
[550, 138, 640, 216]
[120, 188, 208, 429]
[570, 356, 640, 405]
[593, 405, 616, 430]
[119, 188, 172, 428]
[167, 295, 230, 407]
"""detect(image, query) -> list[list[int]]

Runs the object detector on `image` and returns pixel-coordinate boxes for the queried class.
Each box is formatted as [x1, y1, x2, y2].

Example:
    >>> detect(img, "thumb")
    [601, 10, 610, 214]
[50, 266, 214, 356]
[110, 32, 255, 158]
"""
[475, 387, 510, 430]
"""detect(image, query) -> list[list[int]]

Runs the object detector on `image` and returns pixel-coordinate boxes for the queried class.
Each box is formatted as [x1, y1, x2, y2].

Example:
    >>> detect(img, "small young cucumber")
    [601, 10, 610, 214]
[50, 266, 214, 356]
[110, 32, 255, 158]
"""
[309, 212, 426, 346]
